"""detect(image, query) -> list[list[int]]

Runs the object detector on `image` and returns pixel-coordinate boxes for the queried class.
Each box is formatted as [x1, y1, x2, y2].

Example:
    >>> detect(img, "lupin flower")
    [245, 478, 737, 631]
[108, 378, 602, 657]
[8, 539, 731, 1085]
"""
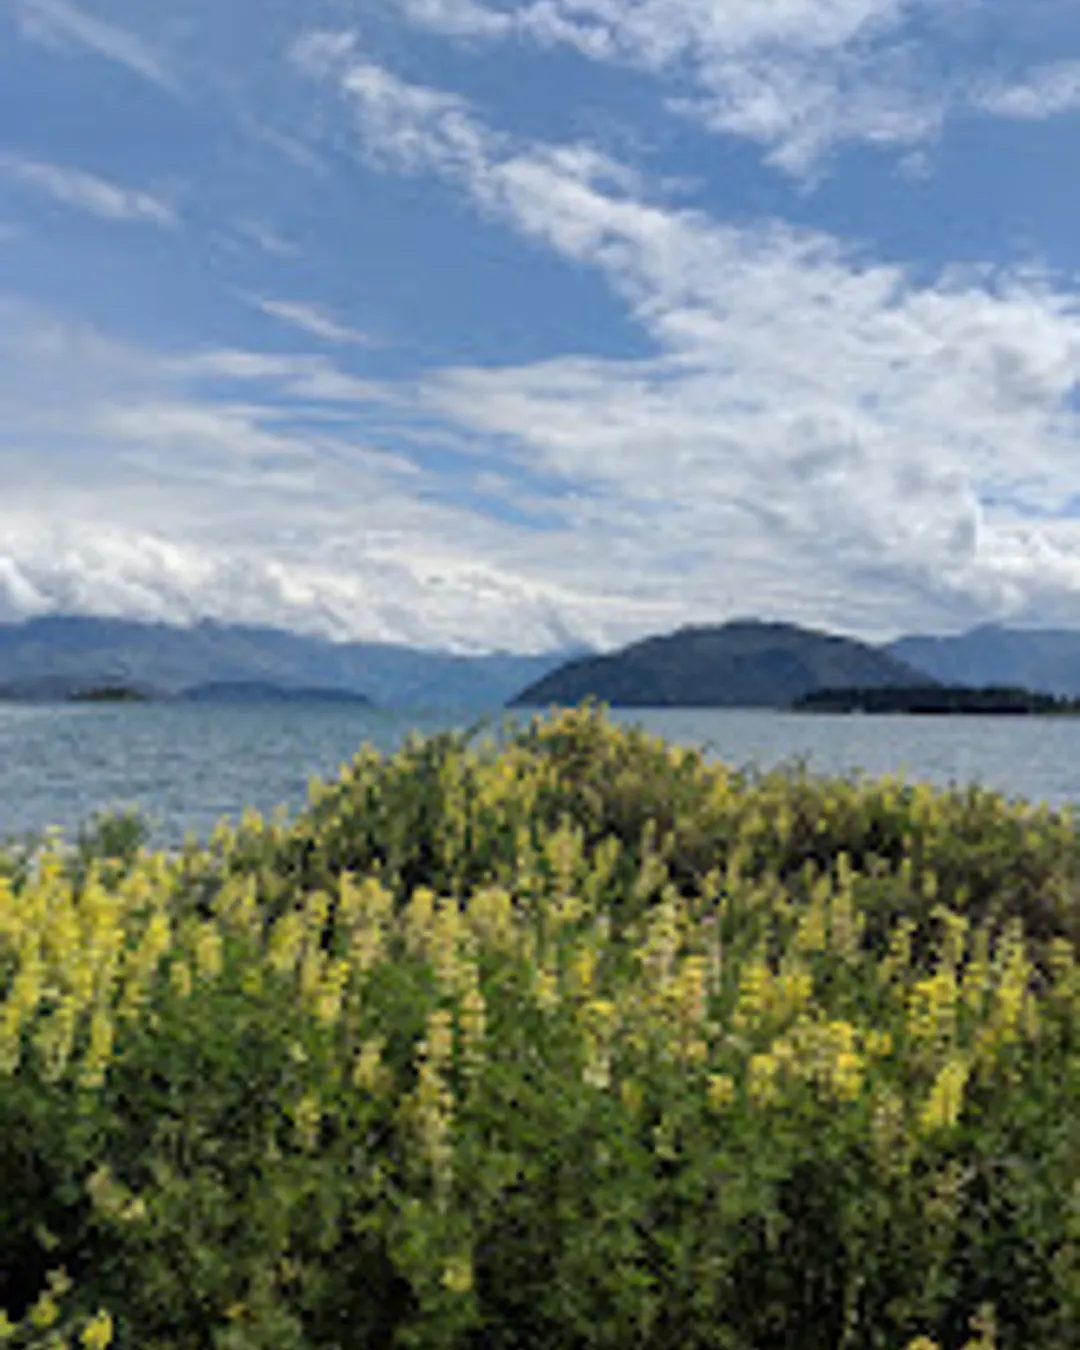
[292, 1093, 322, 1151]
[33, 995, 79, 1083]
[747, 1051, 781, 1107]
[404, 887, 436, 958]
[79, 1310, 114, 1350]
[531, 962, 560, 1012]
[442, 1253, 474, 1296]
[267, 912, 305, 977]
[352, 1037, 386, 1093]
[313, 959, 351, 1027]
[906, 969, 958, 1049]
[407, 1010, 456, 1196]
[78, 1008, 115, 1090]
[706, 1073, 736, 1113]
[919, 1055, 970, 1135]
[457, 980, 487, 1081]
[732, 954, 773, 1031]
[193, 922, 223, 982]
[430, 899, 465, 996]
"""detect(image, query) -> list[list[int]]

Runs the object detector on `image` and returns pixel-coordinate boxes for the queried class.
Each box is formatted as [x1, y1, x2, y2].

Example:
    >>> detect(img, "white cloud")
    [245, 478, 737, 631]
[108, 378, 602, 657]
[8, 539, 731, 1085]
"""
[389, 0, 1080, 175]
[249, 297, 373, 346]
[1, 156, 178, 226]
[13, 0, 178, 91]
[391, 0, 950, 173]
[976, 60, 1080, 121]
[280, 53, 1080, 640]
[232, 220, 301, 257]
[0, 299, 675, 653]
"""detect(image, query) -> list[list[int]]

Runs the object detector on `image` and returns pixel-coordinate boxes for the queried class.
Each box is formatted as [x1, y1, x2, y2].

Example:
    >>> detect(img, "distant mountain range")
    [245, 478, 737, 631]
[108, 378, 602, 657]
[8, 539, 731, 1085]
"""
[509, 620, 934, 708]
[0, 616, 583, 708]
[6, 613, 1080, 711]
[883, 625, 1080, 699]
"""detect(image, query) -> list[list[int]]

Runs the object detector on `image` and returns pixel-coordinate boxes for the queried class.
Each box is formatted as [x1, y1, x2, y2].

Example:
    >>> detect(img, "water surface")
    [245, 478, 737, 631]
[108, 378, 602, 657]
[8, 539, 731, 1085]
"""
[2, 702, 1078, 850]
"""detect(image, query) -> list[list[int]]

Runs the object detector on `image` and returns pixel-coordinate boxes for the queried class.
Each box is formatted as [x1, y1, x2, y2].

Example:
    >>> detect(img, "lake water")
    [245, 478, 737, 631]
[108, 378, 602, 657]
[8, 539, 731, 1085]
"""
[2, 702, 1080, 851]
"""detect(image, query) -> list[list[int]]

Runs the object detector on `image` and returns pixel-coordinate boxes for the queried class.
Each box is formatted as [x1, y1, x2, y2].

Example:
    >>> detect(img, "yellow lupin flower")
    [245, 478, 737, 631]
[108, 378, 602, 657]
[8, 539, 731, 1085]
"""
[706, 1073, 735, 1113]
[670, 954, 709, 1025]
[404, 887, 436, 957]
[747, 1052, 781, 1107]
[773, 963, 814, 1021]
[442, 1254, 474, 1295]
[935, 907, 969, 971]
[830, 1048, 864, 1102]
[919, 1055, 970, 1135]
[869, 1087, 909, 1178]
[193, 922, 223, 981]
[862, 1027, 893, 1059]
[292, 1093, 322, 1151]
[878, 918, 915, 987]
[466, 886, 516, 954]
[571, 945, 597, 998]
[34, 995, 79, 1083]
[168, 957, 192, 1000]
[1048, 936, 1077, 998]
[78, 1008, 114, 1090]
[0, 1001, 24, 1075]
[620, 1078, 643, 1115]
[313, 959, 351, 1027]
[793, 897, 827, 956]
[348, 925, 385, 976]
[827, 884, 864, 964]
[28, 1294, 61, 1330]
[267, 912, 305, 976]
[430, 900, 464, 995]
[457, 983, 487, 1078]
[907, 970, 957, 1048]
[531, 963, 560, 1012]
[732, 956, 773, 1031]
[352, 1037, 386, 1093]
[961, 1302, 998, 1350]
[425, 1009, 454, 1067]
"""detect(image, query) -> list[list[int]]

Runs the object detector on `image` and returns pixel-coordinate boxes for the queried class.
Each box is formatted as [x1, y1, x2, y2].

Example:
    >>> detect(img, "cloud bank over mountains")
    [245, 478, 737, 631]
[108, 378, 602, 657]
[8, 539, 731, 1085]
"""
[1, 0, 1080, 651]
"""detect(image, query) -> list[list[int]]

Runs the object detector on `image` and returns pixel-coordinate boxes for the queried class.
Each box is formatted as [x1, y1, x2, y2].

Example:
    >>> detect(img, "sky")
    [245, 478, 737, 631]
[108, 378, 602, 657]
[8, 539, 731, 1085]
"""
[2, 0, 1080, 654]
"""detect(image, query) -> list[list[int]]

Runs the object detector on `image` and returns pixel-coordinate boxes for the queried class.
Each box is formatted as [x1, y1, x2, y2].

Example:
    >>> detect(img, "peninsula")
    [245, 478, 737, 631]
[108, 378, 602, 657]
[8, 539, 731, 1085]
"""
[791, 684, 1080, 715]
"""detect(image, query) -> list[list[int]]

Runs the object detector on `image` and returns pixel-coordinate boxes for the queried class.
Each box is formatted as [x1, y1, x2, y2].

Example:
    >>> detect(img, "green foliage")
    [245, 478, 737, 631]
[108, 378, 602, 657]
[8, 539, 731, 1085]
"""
[2, 704, 1080, 1349]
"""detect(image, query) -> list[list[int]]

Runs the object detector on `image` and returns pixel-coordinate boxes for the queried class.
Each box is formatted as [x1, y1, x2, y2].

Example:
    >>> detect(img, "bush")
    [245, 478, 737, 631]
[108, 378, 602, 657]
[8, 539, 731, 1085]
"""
[2, 703, 1080, 1349]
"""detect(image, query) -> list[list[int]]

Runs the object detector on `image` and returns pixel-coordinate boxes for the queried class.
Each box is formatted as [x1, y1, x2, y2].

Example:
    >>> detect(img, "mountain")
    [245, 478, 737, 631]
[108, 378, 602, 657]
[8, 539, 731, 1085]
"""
[0, 615, 586, 708]
[508, 620, 935, 708]
[885, 624, 1080, 698]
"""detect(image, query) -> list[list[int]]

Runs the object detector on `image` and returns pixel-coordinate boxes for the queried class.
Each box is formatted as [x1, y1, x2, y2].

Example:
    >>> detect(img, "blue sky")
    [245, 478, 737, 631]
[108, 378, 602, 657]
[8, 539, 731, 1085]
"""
[2, 0, 1080, 653]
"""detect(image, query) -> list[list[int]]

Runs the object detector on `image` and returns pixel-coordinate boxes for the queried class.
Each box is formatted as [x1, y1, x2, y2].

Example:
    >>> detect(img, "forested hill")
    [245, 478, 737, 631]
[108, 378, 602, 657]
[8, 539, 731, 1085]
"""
[508, 620, 935, 708]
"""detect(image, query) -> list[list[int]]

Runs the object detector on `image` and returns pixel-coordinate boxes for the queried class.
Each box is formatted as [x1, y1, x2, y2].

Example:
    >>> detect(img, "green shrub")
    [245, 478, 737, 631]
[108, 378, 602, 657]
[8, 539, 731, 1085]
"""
[1, 703, 1079, 1349]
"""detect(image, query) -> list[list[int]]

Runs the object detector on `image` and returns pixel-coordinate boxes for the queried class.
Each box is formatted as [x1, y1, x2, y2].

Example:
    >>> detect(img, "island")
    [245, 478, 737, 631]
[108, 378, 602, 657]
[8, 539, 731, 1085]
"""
[0, 676, 162, 703]
[791, 684, 1080, 715]
[69, 685, 155, 703]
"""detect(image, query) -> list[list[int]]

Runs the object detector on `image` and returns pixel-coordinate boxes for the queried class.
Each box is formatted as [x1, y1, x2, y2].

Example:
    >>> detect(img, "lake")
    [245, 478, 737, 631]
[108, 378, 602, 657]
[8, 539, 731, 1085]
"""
[2, 702, 1079, 850]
